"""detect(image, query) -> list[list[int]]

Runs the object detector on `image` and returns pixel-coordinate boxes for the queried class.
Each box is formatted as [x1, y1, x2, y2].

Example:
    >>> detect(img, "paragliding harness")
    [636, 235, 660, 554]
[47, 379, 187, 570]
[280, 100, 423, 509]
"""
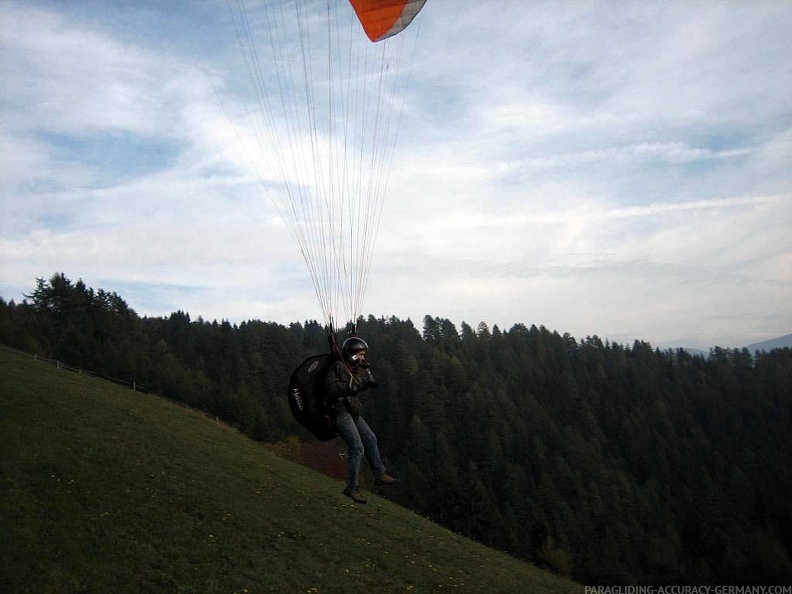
[287, 329, 353, 441]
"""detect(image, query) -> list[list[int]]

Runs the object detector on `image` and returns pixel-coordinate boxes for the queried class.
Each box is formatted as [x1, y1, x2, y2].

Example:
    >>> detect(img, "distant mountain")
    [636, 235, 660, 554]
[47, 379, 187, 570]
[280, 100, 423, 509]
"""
[746, 333, 792, 352]
[669, 334, 792, 356]
[678, 347, 707, 357]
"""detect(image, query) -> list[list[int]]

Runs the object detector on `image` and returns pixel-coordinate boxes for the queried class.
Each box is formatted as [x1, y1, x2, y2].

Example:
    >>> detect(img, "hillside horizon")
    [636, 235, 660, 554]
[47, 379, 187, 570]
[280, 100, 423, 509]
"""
[3, 282, 788, 355]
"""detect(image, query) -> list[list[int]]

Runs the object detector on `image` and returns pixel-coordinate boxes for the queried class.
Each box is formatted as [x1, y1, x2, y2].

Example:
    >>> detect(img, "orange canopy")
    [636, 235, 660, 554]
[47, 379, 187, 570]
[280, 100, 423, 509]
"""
[349, 0, 427, 42]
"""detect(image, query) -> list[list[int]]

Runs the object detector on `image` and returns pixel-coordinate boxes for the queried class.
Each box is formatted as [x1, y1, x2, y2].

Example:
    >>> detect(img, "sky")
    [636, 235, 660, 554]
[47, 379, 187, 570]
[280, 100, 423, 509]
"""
[1, 0, 791, 350]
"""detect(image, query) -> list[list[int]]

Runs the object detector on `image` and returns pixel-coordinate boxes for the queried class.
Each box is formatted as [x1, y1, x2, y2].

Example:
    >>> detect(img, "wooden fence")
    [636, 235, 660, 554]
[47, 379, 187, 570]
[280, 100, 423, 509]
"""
[0, 343, 148, 393]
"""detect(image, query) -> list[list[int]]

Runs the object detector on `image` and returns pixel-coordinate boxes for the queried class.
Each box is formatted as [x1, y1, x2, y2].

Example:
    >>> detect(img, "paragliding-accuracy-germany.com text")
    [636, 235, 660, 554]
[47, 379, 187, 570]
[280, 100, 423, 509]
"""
[585, 587, 792, 594]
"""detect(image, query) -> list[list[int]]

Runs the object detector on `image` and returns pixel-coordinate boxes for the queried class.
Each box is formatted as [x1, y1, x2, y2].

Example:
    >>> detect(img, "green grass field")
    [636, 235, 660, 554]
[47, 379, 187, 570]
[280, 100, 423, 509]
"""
[0, 347, 581, 593]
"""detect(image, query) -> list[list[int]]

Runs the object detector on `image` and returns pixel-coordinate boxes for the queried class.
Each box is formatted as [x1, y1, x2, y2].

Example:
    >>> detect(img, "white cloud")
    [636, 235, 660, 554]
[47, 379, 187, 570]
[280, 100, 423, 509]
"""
[3, 6, 158, 134]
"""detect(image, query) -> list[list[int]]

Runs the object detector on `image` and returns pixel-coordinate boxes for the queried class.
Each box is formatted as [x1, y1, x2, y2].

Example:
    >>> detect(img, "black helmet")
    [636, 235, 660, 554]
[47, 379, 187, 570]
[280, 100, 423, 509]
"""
[341, 336, 369, 363]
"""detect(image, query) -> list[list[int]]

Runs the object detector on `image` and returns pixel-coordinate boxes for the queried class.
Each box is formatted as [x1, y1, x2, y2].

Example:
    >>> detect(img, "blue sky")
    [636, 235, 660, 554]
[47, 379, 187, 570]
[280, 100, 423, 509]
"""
[1, 0, 791, 350]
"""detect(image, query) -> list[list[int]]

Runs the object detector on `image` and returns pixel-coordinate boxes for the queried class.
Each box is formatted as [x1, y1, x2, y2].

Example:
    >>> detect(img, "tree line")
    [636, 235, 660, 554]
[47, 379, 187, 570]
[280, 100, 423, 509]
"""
[1, 273, 790, 585]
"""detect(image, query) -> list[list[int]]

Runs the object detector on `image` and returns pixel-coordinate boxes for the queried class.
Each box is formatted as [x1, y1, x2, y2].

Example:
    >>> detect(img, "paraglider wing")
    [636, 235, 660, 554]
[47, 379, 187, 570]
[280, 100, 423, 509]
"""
[349, 0, 428, 42]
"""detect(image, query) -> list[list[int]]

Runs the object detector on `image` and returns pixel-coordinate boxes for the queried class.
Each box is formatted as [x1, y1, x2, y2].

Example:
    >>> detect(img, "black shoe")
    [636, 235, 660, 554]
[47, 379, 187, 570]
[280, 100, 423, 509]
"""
[343, 486, 367, 504]
[375, 472, 399, 486]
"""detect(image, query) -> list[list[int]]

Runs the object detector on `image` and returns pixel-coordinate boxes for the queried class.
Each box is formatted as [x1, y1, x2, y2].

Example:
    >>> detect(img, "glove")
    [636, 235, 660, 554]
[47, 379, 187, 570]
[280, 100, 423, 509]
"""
[358, 368, 378, 390]
[344, 395, 363, 417]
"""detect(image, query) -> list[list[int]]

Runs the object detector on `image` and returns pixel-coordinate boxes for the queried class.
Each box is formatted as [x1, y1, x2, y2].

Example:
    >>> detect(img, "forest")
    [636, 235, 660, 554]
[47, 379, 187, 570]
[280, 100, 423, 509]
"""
[1, 273, 790, 585]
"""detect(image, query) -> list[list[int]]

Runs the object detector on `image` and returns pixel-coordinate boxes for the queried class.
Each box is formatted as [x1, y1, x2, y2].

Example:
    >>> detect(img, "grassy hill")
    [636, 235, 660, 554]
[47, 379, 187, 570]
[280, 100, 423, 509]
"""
[0, 348, 581, 593]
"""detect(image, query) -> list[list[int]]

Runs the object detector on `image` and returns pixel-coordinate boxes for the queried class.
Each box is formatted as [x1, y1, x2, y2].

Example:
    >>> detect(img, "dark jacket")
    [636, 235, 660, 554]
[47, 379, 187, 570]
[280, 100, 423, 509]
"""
[324, 359, 376, 418]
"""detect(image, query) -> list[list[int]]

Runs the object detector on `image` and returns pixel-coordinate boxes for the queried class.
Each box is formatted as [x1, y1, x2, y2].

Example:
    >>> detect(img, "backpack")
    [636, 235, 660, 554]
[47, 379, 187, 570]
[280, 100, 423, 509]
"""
[287, 353, 338, 441]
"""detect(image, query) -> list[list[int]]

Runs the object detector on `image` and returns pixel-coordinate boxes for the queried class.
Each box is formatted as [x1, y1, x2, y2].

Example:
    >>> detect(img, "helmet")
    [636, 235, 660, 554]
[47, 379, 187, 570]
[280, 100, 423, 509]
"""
[341, 336, 369, 363]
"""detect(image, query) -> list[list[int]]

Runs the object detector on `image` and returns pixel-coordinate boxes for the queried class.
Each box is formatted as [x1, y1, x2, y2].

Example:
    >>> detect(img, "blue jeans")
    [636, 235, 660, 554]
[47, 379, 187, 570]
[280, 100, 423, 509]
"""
[335, 412, 386, 489]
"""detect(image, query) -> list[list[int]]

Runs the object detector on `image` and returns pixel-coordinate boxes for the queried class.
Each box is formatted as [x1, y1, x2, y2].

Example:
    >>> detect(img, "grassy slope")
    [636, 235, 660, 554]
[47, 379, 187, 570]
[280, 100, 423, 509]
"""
[0, 348, 581, 593]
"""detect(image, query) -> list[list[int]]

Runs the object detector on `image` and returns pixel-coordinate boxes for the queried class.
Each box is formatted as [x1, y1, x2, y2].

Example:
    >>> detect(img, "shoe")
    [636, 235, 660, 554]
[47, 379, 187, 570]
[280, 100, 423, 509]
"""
[375, 472, 399, 486]
[343, 486, 367, 504]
